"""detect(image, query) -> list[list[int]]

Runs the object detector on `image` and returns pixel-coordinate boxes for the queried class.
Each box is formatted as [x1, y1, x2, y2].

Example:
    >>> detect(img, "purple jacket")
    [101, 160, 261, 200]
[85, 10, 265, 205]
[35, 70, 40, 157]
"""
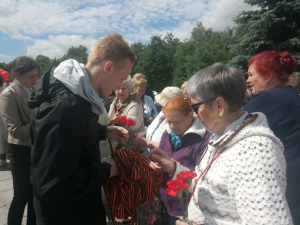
[159, 119, 211, 217]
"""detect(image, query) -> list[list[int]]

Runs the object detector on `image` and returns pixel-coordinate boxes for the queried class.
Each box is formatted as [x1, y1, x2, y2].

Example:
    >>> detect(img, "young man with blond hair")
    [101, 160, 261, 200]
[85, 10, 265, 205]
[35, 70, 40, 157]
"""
[28, 33, 136, 225]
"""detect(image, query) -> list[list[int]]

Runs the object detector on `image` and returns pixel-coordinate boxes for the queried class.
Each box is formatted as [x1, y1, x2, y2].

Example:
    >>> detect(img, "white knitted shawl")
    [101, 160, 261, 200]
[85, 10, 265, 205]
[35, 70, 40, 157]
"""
[172, 112, 293, 225]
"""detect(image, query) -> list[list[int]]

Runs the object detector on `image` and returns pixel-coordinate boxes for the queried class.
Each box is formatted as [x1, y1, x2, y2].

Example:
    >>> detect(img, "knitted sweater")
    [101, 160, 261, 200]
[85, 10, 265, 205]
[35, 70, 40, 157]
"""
[172, 112, 293, 225]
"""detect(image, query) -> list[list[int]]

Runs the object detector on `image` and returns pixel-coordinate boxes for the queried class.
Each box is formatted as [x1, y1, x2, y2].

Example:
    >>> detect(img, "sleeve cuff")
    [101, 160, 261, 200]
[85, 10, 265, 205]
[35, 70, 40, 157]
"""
[97, 124, 107, 141]
[101, 162, 112, 180]
[170, 162, 189, 180]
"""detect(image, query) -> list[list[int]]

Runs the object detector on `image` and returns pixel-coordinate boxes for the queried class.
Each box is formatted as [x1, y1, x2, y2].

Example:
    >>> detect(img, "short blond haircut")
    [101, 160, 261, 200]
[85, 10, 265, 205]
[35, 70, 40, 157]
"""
[132, 73, 144, 82]
[88, 33, 137, 68]
[132, 78, 147, 90]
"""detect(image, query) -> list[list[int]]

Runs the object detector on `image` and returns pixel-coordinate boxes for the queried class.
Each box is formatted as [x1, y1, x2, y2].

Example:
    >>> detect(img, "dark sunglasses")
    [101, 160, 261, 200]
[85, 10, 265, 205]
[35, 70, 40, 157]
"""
[190, 97, 216, 112]
[190, 102, 204, 112]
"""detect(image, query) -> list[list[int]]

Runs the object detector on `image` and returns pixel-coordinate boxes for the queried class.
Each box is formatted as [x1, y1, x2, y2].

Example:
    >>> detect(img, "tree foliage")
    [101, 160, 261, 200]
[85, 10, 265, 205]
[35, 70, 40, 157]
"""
[229, 0, 300, 71]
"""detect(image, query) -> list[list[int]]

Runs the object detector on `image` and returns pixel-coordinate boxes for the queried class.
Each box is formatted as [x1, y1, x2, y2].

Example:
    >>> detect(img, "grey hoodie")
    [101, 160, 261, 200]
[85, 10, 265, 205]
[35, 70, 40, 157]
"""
[54, 59, 105, 115]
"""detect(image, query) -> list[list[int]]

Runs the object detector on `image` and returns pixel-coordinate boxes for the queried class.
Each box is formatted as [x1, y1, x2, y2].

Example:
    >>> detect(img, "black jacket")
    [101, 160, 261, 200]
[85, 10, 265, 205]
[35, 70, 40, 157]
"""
[28, 69, 111, 225]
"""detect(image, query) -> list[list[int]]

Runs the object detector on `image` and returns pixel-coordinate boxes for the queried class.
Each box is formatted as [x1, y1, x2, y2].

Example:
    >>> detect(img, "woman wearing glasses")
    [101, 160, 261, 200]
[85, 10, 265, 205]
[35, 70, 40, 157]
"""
[150, 63, 293, 225]
[152, 96, 210, 225]
[0, 56, 39, 225]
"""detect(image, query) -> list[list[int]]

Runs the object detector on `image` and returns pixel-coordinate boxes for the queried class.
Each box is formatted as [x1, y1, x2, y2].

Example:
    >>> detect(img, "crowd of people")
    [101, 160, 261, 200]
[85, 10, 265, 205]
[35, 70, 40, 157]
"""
[0, 33, 299, 225]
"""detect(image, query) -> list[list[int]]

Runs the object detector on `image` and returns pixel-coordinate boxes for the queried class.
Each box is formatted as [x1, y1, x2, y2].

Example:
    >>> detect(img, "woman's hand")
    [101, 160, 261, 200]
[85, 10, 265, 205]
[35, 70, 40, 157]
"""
[175, 218, 189, 225]
[132, 136, 147, 147]
[149, 161, 162, 173]
[147, 117, 154, 123]
[106, 126, 129, 143]
[108, 113, 120, 124]
[150, 148, 176, 176]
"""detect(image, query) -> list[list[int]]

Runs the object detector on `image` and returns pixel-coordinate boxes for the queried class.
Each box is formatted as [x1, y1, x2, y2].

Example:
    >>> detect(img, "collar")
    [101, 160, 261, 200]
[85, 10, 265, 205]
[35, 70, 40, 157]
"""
[17, 80, 32, 95]
[212, 112, 248, 144]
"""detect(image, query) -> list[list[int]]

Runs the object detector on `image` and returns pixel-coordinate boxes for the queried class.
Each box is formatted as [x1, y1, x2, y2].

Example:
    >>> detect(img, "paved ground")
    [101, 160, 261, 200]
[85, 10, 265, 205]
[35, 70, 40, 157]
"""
[0, 161, 27, 225]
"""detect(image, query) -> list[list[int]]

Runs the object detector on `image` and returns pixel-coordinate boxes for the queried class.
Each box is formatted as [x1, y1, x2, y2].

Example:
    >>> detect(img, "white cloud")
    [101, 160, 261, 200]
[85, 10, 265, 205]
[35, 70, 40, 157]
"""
[27, 35, 97, 59]
[0, 54, 12, 62]
[0, 0, 257, 60]
[201, 0, 257, 31]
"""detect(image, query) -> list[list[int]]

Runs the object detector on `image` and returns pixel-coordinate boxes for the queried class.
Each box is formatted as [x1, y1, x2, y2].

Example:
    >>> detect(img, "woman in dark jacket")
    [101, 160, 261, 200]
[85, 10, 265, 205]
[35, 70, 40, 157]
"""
[151, 96, 210, 224]
[244, 51, 300, 224]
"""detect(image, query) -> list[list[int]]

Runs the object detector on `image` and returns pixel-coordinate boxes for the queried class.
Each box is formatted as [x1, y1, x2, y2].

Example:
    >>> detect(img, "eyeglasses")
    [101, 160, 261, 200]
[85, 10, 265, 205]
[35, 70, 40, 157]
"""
[190, 97, 216, 112]
[190, 101, 204, 113]
[25, 74, 40, 80]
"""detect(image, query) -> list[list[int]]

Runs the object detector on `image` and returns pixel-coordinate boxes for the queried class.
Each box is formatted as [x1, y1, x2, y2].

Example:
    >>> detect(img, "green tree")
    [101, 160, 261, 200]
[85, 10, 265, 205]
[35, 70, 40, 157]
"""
[0, 62, 8, 72]
[62, 45, 88, 64]
[36, 55, 52, 75]
[172, 40, 196, 87]
[131, 42, 146, 75]
[229, 0, 300, 71]
[137, 35, 174, 92]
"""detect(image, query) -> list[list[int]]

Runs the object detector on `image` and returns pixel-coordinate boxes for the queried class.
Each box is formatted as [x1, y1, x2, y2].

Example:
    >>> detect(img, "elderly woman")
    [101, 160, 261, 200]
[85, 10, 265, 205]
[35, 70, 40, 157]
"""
[150, 63, 293, 225]
[181, 81, 188, 99]
[153, 96, 210, 224]
[132, 73, 155, 101]
[244, 51, 299, 224]
[0, 56, 39, 225]
[132, 87, 186, 155]
[132, 78, 158, 127]
[108, 76, 145, 151]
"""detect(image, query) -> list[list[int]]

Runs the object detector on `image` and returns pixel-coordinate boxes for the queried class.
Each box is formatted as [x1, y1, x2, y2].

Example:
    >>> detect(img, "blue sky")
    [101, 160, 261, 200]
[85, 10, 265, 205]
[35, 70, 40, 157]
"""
[0, 0, 255, 63]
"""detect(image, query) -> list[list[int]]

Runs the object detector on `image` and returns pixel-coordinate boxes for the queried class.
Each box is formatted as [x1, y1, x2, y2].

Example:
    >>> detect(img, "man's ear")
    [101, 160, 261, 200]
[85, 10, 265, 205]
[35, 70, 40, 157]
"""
[103, 61, 113, 75]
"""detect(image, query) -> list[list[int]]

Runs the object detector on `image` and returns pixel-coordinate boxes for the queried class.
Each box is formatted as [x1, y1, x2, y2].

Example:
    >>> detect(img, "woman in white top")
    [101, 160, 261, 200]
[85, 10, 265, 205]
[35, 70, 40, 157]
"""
[150, 63, 293, 225]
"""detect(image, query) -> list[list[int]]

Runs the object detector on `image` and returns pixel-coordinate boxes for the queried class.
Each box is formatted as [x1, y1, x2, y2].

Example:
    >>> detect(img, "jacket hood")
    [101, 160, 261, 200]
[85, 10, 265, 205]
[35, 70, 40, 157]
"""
[166, 118, 206, 138]
[217, 112, 284, 152]
[28, 59, 105, 115]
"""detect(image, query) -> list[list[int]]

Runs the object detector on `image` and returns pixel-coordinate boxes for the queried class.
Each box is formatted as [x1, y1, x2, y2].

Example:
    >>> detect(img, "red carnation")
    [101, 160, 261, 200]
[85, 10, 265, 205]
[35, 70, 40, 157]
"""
[166, 179, 189, 197]
[166, 187, 178, 197]
[176, 169, 197, 181]
[126, 118, 136, 127]
[119, 115, 127, 126]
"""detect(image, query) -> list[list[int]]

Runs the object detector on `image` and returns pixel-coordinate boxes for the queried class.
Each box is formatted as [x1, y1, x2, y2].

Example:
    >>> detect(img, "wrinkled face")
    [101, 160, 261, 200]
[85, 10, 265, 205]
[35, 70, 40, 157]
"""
[191, 97, 219, 134]
[17, 67, 40, 89]
[247, 64, 268, 95]
[165, 110, 193, 136]
[182, 88, 188, 98]
[133, 84, 146, 98]
[99, 59, 133, 98]
[115, 83, 131, 103]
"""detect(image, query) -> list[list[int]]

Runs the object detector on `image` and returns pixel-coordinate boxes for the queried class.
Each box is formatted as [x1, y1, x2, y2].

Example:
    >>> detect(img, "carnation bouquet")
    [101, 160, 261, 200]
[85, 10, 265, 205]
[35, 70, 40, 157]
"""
[166, 169, 197, 223]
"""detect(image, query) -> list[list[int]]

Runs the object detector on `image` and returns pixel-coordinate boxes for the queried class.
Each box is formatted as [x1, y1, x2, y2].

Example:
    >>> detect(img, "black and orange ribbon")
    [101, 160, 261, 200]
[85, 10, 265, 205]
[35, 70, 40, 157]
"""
[103, 148, 163, 225]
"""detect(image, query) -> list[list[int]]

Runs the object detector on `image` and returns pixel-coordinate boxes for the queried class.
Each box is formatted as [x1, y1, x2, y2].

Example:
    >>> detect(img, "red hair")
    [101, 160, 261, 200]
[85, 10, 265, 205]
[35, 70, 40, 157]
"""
[163, 96, 192, 117]
[248, 51, 298, 82]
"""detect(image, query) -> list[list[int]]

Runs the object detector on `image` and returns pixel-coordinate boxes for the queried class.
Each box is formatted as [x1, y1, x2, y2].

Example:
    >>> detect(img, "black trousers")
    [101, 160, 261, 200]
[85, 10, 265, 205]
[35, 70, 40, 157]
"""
[7, 143, 36, 225]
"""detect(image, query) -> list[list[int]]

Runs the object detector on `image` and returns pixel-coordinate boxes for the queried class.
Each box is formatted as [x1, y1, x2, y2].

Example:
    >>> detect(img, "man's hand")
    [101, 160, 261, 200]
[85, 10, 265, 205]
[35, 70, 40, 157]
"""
[150, 148, 176, 176]
[106, 126, 129, 143]
[105, 155, 118, 177]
